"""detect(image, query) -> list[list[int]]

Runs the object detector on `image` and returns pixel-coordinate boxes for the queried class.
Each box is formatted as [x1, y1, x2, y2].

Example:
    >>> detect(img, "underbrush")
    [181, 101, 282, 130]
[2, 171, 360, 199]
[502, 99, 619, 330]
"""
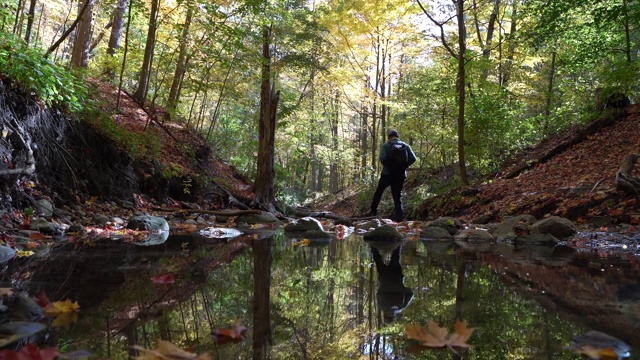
[0, 32, 86, 112]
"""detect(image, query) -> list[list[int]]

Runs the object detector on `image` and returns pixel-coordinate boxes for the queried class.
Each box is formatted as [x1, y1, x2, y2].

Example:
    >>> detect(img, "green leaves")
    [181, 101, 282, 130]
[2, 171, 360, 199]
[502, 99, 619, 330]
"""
[0, 32, 87, 112]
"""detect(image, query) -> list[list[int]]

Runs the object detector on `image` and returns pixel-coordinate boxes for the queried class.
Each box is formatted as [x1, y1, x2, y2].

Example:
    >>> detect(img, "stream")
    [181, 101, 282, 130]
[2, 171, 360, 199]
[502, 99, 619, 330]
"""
[2, 227, 639, 359]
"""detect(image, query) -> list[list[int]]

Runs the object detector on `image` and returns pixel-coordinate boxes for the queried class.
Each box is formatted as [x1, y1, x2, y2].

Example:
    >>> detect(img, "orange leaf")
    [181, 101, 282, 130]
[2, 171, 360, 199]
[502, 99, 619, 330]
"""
[212, 325, 247, 344]
[29, 232, 48, 241]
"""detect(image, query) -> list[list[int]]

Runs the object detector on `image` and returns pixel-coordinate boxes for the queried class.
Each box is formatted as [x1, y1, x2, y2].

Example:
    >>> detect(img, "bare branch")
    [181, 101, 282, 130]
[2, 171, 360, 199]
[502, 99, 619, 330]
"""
[415, 0, 458, 58]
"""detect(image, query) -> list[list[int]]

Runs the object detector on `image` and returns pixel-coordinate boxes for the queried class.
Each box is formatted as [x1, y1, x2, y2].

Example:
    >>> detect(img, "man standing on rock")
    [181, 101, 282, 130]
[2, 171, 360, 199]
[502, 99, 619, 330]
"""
[370, 129, 417, 221]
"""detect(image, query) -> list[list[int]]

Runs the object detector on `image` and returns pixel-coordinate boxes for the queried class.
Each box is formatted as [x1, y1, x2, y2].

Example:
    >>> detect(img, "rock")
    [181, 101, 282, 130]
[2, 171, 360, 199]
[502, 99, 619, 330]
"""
[93, 214, 110, 226]
[196, 216, 206, 224]
[184, 219, 197, 225]
[284, 217, 324, 232]
[592, 216, 612, 228]
[126, 215, 170, 232]
[335, 218, 353, 227]
[428, 217, 463, 235]
[454, 229, 494, 243]
[355, 219, 383, 232]
[420, 226, 454, 241]
[303, 230, 333, 246]
[491, 214, 537, 240]
[29, 217, 60, 235]
[472, 214, 492, 225]
[236, 212, 282, 225]
[514, 233, 559, 245]
[362, 225, 404, 241]
[0, 245, 16, 263]
[531, 216, 577, 239]
[117, 199, 136, 211]
[35, 199, 53, 218]
[66, 224, 84, 233]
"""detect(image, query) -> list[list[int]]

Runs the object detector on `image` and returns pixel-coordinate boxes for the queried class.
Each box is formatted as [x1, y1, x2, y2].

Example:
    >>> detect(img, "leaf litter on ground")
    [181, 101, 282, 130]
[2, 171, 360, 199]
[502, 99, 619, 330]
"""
[404, 320, 475, 354]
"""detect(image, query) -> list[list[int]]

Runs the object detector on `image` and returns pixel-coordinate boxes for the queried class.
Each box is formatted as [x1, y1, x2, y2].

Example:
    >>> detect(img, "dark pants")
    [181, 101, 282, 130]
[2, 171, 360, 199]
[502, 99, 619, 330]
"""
[370, 174, 405, 220]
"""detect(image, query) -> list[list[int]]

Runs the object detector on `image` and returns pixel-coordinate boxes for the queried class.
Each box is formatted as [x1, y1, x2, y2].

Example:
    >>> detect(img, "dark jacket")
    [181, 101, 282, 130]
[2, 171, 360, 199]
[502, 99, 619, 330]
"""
[379, 138, 417, 177]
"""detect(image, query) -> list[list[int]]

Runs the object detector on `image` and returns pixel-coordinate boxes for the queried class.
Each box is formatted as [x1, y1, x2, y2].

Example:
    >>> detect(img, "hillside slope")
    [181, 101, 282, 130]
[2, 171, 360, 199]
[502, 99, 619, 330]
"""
[419, 105, 640, 224]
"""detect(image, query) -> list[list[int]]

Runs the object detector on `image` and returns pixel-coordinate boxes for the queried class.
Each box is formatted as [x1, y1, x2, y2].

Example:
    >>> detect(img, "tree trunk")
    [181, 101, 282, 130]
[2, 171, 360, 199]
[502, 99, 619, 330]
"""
[12, 0, 24, 35]
[133, 0, 159, 104]
[24, 0, 36, 44]
[456, 0, 468, 185]
[71, 0, 94, 68]
[254, 25, 280, 210]
[502, 0, 517, 87]
[106, 0, 127, 79]
[167, 2, 193, 110]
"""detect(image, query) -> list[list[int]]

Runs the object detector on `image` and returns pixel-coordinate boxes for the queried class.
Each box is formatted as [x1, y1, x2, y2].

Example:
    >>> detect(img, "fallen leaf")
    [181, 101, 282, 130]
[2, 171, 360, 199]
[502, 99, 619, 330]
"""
[0, 344, 59, 360]
[132, 339, 198, 360]
[212, 325, 247, 344]
[15, 250, 35, 257]
[43, 299, 80, 315]
[35, 291, 52, 308]
[405, 320, 475, 351]
[0, 288, 14, 297]
[151, 274, 175, 284]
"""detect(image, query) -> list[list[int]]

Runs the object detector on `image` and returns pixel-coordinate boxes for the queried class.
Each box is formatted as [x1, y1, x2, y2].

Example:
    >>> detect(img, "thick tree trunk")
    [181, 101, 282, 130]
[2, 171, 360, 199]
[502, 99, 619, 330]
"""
[252, 237, 272, 359]
[133, 0, 159, 103]
[616, 153, 640, 197]
[71, 0, 94, 68]
[254, 25, 280, 210]
[106, 0, 127, 79]
[167, 3, 193, 111]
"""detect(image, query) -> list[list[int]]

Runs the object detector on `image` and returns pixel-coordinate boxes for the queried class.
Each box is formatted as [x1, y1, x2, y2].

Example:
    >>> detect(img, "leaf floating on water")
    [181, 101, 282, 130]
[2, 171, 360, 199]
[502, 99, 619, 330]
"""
[132, 339, 207, 360]
[404, 320, 475, 353]
[0, 343, 60, 360]
[151, 274, 175, 284]
[212, 325, 247, 344]
[15, 250, 35, 257]
[568, 331, 631, 359]
[43, 299, 80, 315]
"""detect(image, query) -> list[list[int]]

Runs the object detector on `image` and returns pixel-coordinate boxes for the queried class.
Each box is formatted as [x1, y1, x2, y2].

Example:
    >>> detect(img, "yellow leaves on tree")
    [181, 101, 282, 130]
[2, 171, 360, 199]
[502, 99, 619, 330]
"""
[133, 339, 211, 360]
[404, 320, 475, 354]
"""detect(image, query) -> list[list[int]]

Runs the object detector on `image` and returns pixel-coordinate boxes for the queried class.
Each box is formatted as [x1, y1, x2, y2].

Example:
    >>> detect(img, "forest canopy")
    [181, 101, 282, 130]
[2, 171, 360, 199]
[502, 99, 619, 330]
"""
[0, 0, 638, 204]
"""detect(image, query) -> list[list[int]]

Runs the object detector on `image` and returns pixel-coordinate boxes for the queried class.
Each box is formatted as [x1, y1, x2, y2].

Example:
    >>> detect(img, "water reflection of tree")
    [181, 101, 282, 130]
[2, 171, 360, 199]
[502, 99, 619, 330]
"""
[253, 237, 272, 359]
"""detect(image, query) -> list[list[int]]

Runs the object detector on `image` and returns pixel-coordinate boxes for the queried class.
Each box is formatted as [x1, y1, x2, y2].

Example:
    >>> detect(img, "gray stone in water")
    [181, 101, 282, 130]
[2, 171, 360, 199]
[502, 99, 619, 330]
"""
[303, 229, 332, 240]
[355, 219, 383, 232]
[66, 224, 84, 233]
[454, 228, 494, 243]
[531, 216, 577, 239]
[36, 199, 53, 218]
[491, 214, 537, 240]
[428, 217, 463, 235]
[236, 212, 282, 225]
[362, 225, 404, 241]
[93, 214, 110, 226]
[29, 217, 60, 235]
[514, 233, 559, 245]
[420, 226, 454, 241]
[284, 217, 324, 232]
[126, 215, 170, 232]
[0, 245, 16, 263]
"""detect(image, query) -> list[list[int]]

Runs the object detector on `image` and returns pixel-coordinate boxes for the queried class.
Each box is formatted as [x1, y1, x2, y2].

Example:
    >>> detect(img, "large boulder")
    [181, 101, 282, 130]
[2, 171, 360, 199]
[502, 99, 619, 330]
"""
[284, 217, 324, 232]
[428, 217, 463, 235]
[355, 219, 383, 232]
[491, 214, 537, 240]
[531, 216, 577, 239]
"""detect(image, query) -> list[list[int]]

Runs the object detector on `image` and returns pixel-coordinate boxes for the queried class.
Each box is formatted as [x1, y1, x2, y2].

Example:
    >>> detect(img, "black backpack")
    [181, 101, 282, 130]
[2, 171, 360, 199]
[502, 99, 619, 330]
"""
[388, 142, 410, 171]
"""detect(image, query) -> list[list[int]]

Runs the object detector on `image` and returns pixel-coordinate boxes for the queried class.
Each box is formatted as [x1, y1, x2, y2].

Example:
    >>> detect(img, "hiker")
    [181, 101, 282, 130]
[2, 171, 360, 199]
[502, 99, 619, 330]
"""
[369, 129, 416, 221]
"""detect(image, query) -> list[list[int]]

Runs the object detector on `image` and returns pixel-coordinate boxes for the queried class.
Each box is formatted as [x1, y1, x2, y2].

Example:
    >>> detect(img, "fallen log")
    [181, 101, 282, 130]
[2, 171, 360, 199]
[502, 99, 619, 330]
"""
[150, 207, 261, 216]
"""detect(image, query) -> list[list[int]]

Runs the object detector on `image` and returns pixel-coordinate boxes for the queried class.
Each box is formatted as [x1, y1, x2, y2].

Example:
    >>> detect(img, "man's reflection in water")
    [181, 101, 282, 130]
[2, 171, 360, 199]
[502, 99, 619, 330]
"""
[371, 243, 414, 323]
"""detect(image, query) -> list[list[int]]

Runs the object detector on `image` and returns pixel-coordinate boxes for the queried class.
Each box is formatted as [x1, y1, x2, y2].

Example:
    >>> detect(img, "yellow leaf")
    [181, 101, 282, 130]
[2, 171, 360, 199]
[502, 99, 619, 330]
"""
[16, 250, 35, 257]
[51, 312, 78, 328]
[44, 299, 80, 315]
[405, 321, 475, 349]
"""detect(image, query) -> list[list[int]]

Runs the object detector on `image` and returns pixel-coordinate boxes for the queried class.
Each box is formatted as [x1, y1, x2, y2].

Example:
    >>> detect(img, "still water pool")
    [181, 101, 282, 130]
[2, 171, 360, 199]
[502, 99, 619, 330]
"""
[3, 228, 639, 359]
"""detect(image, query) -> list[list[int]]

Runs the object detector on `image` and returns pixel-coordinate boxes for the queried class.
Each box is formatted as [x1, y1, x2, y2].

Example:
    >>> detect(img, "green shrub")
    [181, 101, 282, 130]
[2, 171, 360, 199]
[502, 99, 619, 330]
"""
[0, 32, 86, 112]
